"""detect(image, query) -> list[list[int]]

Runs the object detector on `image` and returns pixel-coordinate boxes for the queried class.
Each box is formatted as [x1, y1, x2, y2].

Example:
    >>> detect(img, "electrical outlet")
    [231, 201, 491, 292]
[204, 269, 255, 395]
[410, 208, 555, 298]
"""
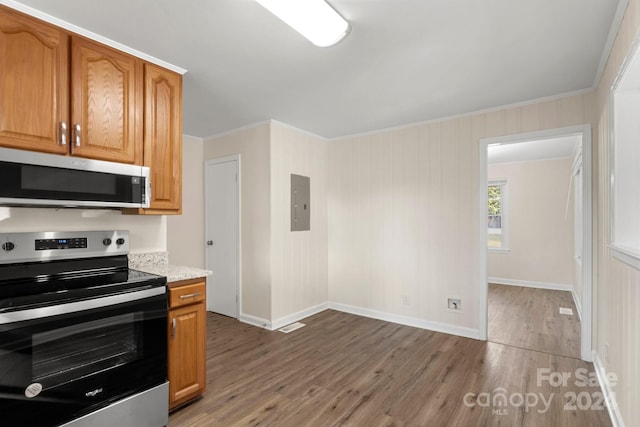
[447, 298, 462, 311]
[402, 295, 411, 306]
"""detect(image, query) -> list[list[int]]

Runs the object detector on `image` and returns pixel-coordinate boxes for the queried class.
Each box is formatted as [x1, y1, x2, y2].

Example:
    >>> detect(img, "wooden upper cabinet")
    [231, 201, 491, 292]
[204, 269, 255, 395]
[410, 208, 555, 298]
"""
[0, 6, 183, 210]
[142, 63, 182, 213]
[0, 6, 69, 154]
[71, 37, 142, 164]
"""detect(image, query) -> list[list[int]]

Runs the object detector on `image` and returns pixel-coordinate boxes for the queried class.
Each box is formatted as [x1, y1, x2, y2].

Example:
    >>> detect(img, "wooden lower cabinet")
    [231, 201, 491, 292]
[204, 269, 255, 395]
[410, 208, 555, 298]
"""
[168, 278, 206, 410]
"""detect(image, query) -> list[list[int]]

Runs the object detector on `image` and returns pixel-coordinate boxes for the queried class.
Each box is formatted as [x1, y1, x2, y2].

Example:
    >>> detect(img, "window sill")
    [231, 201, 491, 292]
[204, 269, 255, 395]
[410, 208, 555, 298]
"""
[609, 245, 640, 271]
[488, 247, 510, 254]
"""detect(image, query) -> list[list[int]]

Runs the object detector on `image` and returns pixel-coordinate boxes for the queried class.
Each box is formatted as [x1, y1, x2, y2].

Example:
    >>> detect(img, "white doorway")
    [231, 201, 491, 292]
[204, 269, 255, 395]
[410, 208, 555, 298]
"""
[205, 155, 240, 318]
[479, 125, 593, 361]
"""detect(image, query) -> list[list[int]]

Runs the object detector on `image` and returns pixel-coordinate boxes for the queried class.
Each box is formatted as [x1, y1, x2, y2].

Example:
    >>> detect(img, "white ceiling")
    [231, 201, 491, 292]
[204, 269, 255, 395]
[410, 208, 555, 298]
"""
[488, 135, 580, 164]
[5, 0, 621, 139]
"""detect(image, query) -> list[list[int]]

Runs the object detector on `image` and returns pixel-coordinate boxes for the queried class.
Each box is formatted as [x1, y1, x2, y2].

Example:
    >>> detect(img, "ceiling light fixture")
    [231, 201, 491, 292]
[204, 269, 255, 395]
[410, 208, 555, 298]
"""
[256, 0, 350, 47]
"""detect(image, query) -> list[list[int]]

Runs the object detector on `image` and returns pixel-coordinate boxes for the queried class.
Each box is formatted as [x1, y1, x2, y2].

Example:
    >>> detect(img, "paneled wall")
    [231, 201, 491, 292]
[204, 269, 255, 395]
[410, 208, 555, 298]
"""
[203, 124, 272, 320]
[593, 0, 640, 424]
[488, 158, 574, 287]
[328, 93, 591, 335]
[168, 135, 205, 268]
[270, 123, 328, 321]
[202, 122, 328, 324]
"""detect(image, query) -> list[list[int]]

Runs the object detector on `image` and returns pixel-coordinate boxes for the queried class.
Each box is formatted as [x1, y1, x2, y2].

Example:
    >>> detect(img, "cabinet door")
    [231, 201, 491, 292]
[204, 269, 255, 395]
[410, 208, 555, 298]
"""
[144, 63, 182, 212]
[168, 302, 206, 407]
[71, 37, 142, 164]
[0, 7, 69, 153]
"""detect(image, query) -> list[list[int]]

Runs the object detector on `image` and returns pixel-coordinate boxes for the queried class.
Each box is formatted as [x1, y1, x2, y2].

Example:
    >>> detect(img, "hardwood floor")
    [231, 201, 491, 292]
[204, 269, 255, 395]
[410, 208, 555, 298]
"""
[170, 310, 609, 426]
[488, 284, 581, 359]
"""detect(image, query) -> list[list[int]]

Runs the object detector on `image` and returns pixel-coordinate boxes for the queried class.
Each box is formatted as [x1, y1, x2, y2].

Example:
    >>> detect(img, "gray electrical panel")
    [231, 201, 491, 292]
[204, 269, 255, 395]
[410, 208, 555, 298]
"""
[291, 174, 310, 231]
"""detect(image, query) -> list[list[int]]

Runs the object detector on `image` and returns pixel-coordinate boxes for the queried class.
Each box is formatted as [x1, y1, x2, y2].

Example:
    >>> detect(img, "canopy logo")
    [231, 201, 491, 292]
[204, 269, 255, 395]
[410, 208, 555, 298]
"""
[462, 367, 615, 415]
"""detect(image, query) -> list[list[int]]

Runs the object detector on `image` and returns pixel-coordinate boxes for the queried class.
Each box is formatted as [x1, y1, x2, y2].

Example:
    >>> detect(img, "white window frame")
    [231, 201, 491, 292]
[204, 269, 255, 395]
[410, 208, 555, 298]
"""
[609, 31, 640, 271]
[488, 179, 509, 253]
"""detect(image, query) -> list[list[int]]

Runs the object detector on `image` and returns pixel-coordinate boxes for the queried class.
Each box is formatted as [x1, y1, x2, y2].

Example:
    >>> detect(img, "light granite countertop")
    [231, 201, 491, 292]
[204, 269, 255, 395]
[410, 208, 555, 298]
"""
[129, 252, 212, 283]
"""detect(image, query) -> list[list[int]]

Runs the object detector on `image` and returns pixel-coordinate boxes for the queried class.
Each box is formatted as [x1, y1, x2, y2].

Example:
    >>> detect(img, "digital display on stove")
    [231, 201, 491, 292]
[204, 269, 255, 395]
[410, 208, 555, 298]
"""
[35, 238, 88, 250]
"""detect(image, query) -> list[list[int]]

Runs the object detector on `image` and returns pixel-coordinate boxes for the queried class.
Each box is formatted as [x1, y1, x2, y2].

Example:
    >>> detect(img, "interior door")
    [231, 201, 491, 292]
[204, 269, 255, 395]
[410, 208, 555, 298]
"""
[205, 157, 239, 318]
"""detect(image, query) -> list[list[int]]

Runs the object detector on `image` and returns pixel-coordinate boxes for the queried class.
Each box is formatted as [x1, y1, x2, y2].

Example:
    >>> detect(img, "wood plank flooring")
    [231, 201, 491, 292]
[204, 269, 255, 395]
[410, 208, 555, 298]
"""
[488, 284, 581, 358]
[169, 310, 610, 427]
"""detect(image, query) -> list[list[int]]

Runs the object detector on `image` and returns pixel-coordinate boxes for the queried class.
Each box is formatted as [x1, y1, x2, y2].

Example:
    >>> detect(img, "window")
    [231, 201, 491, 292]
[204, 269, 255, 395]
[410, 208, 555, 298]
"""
[610, 35, 640, 269]
[488, 179, 508, 250]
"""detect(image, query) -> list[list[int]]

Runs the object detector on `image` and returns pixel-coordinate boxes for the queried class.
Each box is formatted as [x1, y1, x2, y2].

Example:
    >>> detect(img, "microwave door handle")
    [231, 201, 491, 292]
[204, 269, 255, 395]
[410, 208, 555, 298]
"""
[0, 287, 165, 325]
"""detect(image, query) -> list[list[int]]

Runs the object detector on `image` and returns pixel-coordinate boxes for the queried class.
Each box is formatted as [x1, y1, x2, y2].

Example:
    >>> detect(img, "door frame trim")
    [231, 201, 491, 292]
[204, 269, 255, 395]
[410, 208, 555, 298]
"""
[478, 124, 593, 361]
[204, 154, 241, 318]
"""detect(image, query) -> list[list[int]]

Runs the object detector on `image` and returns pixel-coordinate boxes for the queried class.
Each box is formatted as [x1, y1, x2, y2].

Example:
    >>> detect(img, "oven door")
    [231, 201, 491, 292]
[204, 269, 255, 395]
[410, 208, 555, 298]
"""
[0, 287, 167, 427]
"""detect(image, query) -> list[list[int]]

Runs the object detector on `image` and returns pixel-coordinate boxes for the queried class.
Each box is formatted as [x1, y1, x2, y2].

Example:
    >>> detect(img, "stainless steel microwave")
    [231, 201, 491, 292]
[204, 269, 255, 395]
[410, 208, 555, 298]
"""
[0, 147, 150, 209]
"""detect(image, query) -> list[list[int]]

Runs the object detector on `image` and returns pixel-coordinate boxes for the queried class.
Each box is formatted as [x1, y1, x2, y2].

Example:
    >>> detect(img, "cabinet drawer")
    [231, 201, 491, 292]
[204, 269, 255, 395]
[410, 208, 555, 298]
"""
[169, 282, 205, 308]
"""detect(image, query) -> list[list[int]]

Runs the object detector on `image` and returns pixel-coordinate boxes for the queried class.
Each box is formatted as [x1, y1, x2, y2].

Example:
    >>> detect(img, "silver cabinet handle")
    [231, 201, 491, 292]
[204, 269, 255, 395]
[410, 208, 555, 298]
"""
[74, 124, 81, 147]
[179, 292, 201, 300]
[60, 121, 67, 145]
[171, 317, 176, 339]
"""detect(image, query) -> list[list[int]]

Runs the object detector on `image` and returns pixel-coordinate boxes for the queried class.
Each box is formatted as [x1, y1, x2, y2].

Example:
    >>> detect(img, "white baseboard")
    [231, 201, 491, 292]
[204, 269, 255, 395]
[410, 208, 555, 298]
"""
[242, 302, 482, 340]
[271, 303, 329, 331]
[489, 277, 573, 292]
[592, 351, 625, 427]
[571, 287, 583, 321]
[239, 303, 329, 331]
[328, 302, 481, 340]
[239, 313, 271, 330]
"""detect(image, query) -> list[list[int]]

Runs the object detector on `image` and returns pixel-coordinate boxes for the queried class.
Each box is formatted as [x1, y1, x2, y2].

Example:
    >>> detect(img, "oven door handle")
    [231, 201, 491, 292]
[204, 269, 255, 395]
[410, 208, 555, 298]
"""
[0, 287, 166, 325]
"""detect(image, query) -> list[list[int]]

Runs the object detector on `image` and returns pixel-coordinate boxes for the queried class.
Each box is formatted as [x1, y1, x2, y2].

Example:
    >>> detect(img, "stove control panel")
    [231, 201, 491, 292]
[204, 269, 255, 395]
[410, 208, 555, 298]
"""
[0, 230, 130, 264]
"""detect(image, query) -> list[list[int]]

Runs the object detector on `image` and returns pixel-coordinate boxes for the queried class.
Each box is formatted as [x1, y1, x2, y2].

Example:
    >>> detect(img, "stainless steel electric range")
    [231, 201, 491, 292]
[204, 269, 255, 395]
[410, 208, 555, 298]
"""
[0, 230, 168, 427]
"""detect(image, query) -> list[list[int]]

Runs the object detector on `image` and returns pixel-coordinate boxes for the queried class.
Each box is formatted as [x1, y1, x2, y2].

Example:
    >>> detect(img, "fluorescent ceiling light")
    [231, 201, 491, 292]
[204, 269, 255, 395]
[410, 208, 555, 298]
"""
[256, 0, 350, 47]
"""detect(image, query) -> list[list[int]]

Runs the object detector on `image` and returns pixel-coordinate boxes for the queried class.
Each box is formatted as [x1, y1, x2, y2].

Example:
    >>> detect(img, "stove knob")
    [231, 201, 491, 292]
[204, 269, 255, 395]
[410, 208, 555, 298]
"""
[116, 238, 125, 245]
[2, 242, 15, 251]
[102, 238, 112, 246]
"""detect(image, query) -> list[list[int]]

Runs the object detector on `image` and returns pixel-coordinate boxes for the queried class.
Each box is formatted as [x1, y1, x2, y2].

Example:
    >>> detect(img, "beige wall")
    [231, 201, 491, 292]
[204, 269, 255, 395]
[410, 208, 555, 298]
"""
[0, 208, 166, 252]
[593, 0, 640, 424]
[327, 93, 591, 334]
[270, 123, 328, 321]
[168, 135, 205, 268]
[201, 122, 328, 324]
[203, 124, 272, 320]
[488, 158, 574, 286]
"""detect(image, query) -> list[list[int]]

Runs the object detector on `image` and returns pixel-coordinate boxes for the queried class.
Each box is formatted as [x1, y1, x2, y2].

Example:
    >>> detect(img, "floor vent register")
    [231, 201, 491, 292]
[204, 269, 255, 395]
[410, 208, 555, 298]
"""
[278, 322, 306, 333]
